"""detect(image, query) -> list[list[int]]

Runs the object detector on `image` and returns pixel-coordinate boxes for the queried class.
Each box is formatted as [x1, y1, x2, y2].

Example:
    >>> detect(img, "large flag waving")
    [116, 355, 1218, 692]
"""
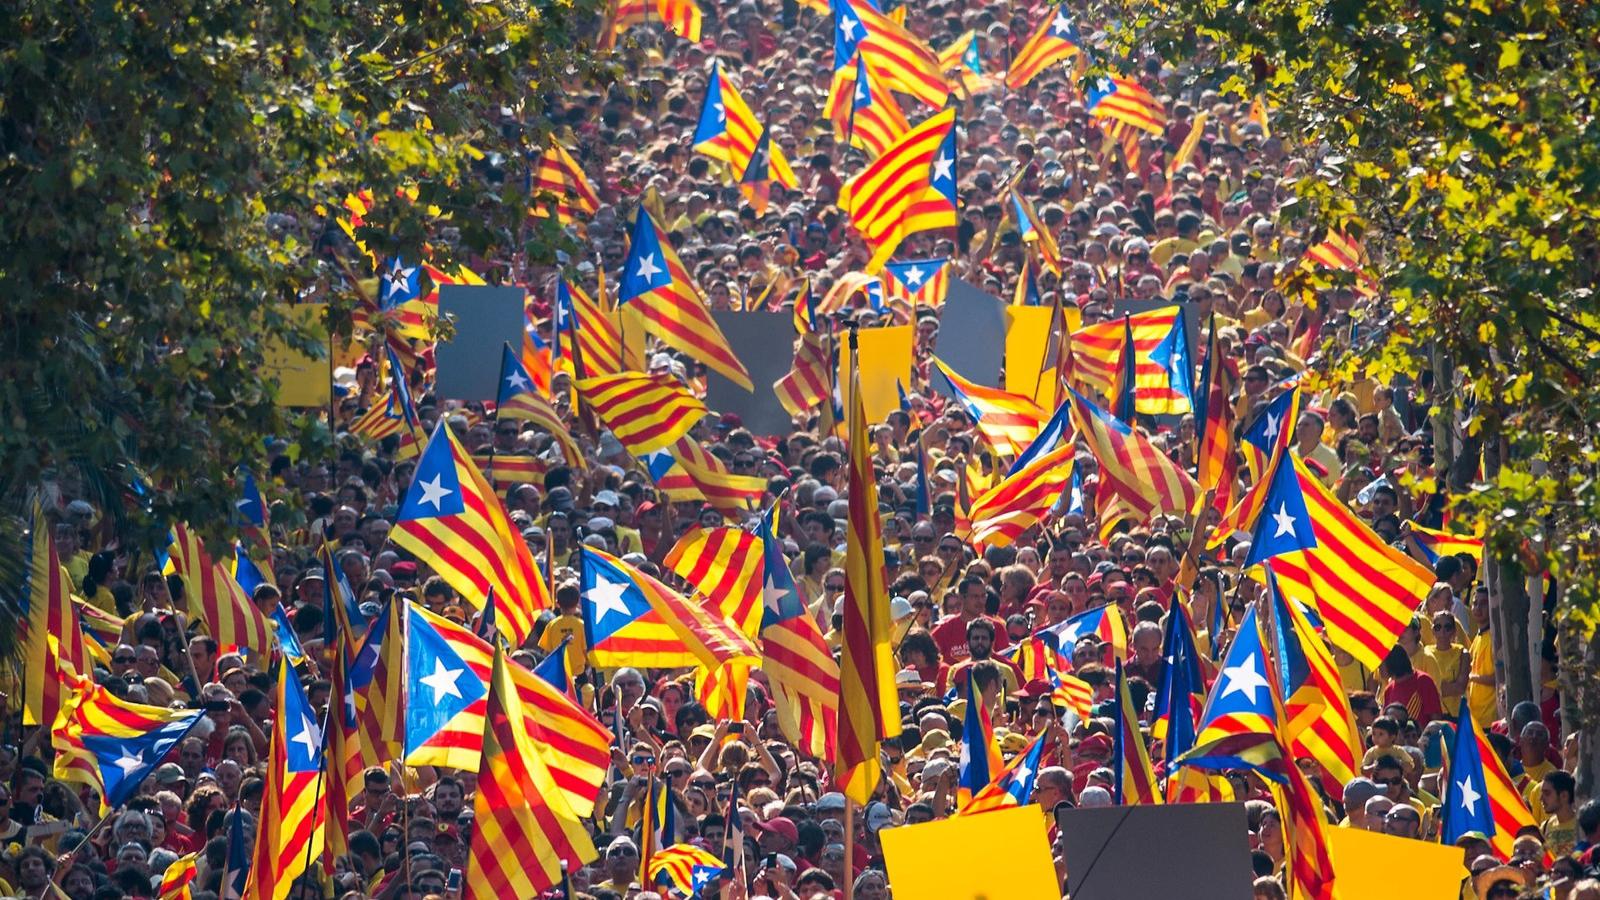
[392, 422, 550, 645]
[1006, 8, 1081, 90]
[619, 207, 752, 390]
[52, 679, 205, 813]
[1068, 387, 1200, 519]
[23, 504, 92, 728]
[467, 647, 599, 900]
[168, 523, 275, 659]
[576, 371, 708, 456]
[839, 107, 957, 272]
[830, 0, 948, 110]
[835, 331, 903, 805]
[243, 664, 326, 900]
[1441, 698, 1540, 861]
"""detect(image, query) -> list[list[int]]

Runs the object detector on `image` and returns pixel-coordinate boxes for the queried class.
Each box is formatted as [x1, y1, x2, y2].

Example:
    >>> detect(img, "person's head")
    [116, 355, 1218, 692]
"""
[16, 846, 56, 889]
[1251, 876, 1287, 900]
[1362, 795, 1393, 830]
[1032, 767, 1072, 813]
[1383, 804, 1421, 838]
[431, 776, 464, 818]
[958, 575, 987, 618]
[1370, 716, 1398, 747]
[604, 837, 639, 881]
[965, 617, 996, 660]
[1518, 720, 1550, 761]
[1373, 757, 1406, 800]
[1540, 770, 1576, 817]
[1130, 621, 1162, 665]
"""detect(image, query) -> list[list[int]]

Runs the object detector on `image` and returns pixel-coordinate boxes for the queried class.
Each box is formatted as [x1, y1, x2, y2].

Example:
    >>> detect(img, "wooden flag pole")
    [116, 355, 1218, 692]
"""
[842, 798, 856, 900]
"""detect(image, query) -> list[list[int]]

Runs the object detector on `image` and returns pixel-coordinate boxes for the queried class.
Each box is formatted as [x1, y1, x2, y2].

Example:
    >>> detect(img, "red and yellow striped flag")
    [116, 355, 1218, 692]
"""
[834, 0, 949, 110]
[467, 647, 598, 900]
[553, 277, 625, 377]
[576, 371, 708, 456]
[1068, 387, 1200, 520]
[23, 505, 91, 729]
[1113, 662, 1161, 805]
[243, 664, 326, 900]
[168, 523, 274, 659]
[930, 356, 1047, 458]
[391, 423, 551, 646]
[834, 332, 903, 805]
[1006, 9, 1081, 90]
[827, 53, 911, 160]
[839, 108, 956, 273]
[530, 141, 600, 223]
[666, 436, 768, 517]
[964, 443, 1076, 548]
[664, 526, 765, 639]
[774, 331, 833, 421]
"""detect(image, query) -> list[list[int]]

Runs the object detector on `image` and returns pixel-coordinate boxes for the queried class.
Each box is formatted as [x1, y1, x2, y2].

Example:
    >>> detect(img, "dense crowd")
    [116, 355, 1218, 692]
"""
[11, 0, 1600, 899]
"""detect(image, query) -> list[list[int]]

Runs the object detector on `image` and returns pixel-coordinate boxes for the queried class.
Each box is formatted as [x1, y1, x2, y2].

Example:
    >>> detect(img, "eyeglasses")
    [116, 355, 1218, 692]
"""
[1374, 777, 1403, 786]
[692, 778, 716, 789]
[666, 768, 691, 778]
[912, 535, 935, 544]
[608, 847, 639, 858]
[825, 583, 846, 592]
[114, 656, 135, 664]
[937, 544, 961, 555]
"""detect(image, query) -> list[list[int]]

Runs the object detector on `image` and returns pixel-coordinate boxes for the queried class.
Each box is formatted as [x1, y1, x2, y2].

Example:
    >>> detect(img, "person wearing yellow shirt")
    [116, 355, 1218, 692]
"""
[1399, 620, 1441, 687]
[1293, 412, 1343, 488]
[1538, 771, 1578, 858]
[1466, 587, 1498, 726]
[1149, 211, 1204, 268]
[1423, 611, 1469, 713]
[537, 583, 587, 675]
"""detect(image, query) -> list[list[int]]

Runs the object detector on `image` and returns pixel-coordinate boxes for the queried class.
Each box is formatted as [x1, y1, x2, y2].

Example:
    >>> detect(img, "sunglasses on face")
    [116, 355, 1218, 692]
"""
[114, 656, 135, 665]
[826, 583, 845, 592]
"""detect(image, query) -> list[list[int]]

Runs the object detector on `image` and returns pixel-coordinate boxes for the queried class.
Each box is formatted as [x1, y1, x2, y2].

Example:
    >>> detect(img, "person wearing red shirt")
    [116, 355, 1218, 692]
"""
[1378, 645, 1443, 726]
[930, 575, 1009, 664]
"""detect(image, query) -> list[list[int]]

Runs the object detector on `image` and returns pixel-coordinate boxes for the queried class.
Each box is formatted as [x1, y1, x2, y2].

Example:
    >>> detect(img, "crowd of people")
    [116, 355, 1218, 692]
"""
[10, 0, 1600, 898]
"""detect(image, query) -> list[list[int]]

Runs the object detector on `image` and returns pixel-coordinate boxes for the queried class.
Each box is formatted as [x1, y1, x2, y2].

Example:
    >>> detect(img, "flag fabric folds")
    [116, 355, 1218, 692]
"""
[964, 444, 1075, 548]
[552, 277, 625, 378]
[1005, 8, 1081, 90]
[1112, 661, 1160, 805]
[580, 546, 744, 671]
[243, 664, 326, 900]
[530, 141, 600, 223]
[775, 331, 834, 420]
[576, 371, 708, 456]
[1442, 698, 1540, 861]
[1068, 387, 1200, 519]
[1069, 306, 1183, 405]
[832, 53, 910, 159]
[835, 334, 903, 805]
[882, 257, 950, 308]
[52, 679, 205, 813]
[1263, 567, 1362, 788]
[839, 108, 957, 272]
[1086, 75, 1168, 135]
[664, 526, 765, 639]
[23, 505, 91, 729]
[756, 507, 841, 761]
[1195, 314, 1238, 514]
[830, 0, 948, 110]
[930, 356, 1047, 457]
[958, 729, 1050, 816]
[350, 597, 405, 768]
[693, 61, 766, 171]
[618, 207, 752, 389]
[391, 422, 550, 646]
[649, 844, 726, 897]
[467, 647, 599, 900]
[956, 673, 1003, 807]
[1040, 605, 1128, 663]
[404, 603, 612, 816]
[1238, 452, 1432, 670]
[168, 523, 275, 660]
[496, 343, 582, 467]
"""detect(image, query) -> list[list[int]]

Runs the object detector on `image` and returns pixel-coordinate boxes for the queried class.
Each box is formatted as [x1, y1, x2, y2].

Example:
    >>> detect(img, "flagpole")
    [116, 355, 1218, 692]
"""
[842, 799, 856, 900]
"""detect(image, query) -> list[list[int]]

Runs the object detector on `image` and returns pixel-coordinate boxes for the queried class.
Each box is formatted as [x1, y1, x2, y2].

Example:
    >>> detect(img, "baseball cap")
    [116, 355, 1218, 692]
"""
[593, 490, 621, 508]
[1341, 777, 1381, 807]
[815, 792, 847, 813]
[751, 816, 798, 846]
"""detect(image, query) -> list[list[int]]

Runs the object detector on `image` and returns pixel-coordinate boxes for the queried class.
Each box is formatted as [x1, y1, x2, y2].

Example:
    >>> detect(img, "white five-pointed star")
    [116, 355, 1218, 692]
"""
[1051, 11, 1073, 34]
[904, 265, 926, 288]
[856, 79, 870, 103]
[1012, 759, 1034, 786]
[635, 252, 663, 281]
[291, 712, 321, 760]
[1456, 776, 1482, 815]
[1220, 653, 1270, 703]
[420, 657, 467, 702]
[504, 368, 531, 392]
[384, 261, 416, 300]
[415, 473, 452, 511]
[839, 16, 858, 39]
[761, 578, 790, 612]
[932, 153, 954, 182]
[111, 745, 144, 776]
[1271, 502, 1297, 538]
[585, 575, 634, 623]
[715, 101, 726, 122]
[1262, 411, 1281, 441]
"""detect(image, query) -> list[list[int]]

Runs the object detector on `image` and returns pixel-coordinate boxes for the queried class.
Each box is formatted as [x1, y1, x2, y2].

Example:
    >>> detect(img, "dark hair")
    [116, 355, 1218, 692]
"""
[1371, 716, 1399, 735]
[1382, 645, 1414, 678]
[1543, 770, 1576, 805]
[965, 617, 996, 640]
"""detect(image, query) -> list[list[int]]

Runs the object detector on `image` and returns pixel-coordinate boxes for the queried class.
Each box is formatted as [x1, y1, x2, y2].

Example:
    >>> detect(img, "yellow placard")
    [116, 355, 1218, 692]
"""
[1325, 825, 1465, 900]
[880, 805, 1060, 900]
[1004, 304, 1081, 409]
[261, 304, 334, 408]
[838, 325, 913, 425]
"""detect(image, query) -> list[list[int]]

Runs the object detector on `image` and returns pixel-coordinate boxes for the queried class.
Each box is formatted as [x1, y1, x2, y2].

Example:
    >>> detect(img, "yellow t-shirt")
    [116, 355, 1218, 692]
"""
[538, 613, 587, 673]
[1542, 812, 1576, 858]
[1468, 631, 1496, 725]
[1424, 644, 1467, 710]
[1409, 646, 1442, 687]
[1521, 760, 1555, 821]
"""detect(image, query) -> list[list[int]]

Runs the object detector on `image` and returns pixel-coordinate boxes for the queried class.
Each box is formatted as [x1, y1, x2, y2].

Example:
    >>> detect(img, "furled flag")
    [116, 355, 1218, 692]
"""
[320, 540, 369, 660]
[937, 31, 987, 96]
[159, 853, 199, 900]
[324, 641, 362, 874]
[1154, 602, 1229, 803]
[235, 468, 269, 551]
[756, 506, 841, 761]
[737, 123, 798, 217]
[52, 678, 205, 813]
[1194, 314, 1238, 514]
[404, 603, 612, 815]
[1235, 452, 1432, 670]
[350, 597, 405, 768]
[530, 140, 601, 223]
[467, 647, 599, 900]
[496, 343, 583, 467]
[1006, 7, 1082, 90]
[1441, 698, 1541, 861]
[167, 523, 275, 659]
[1069, 306, 1187, 414]
[392, 422, 550, 645]
[221, 806, 250, 900]
[830, 0, 948, 110]
[619, 207, 752, 389]
[830, 52, 910, 159]
[956, 671, 1004, 807]
[1112, 661, 1161, 805]
[22, 504, 92, 729]
[1068, 387, 1201, 520]
[243, 663, 326, 900]
[775, 331, 834, 421]
[882, 257, 950, 308]
[1008, 188, 1063, 275]
[552, 277, 624, 378]
[929, 356, 1047, 458]
[1014, 255, 1044, 307]
[835, 330, 904, 805]
[840, 107, 957, 272]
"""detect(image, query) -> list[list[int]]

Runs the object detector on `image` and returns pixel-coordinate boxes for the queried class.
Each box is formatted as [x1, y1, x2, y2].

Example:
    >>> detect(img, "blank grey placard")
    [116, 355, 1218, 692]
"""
[1057, 802, 1251, 900]
[934, 279, 1008, 387]
[705, 310, 798, 436]
[434, 285, 528, 403]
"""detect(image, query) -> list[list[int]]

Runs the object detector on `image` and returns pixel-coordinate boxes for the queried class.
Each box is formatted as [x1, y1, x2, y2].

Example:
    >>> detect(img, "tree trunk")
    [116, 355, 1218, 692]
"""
[1576, 630, 1600, 799]
[1489, 552, 1534, 714]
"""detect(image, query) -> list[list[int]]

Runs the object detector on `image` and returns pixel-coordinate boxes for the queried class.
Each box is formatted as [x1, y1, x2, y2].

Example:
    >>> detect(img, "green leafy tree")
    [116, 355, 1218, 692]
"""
[0, 0, 615, 656]
[1112, 0, 1600, 790]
